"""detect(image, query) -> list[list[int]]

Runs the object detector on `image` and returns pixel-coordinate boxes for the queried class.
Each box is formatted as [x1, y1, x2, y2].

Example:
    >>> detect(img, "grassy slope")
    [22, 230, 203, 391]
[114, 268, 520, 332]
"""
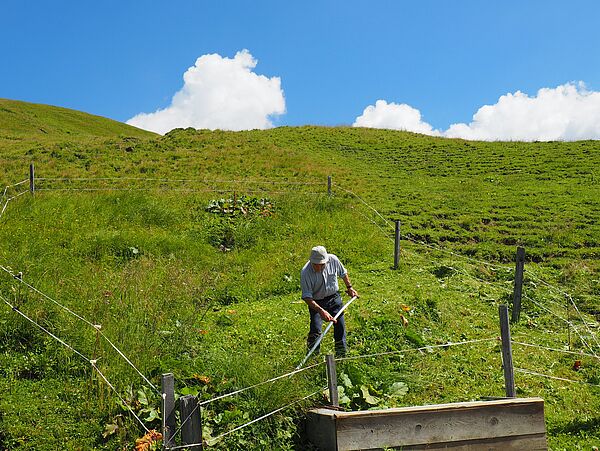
[0, 102, 599, 449]
[0, 98, 155, 139]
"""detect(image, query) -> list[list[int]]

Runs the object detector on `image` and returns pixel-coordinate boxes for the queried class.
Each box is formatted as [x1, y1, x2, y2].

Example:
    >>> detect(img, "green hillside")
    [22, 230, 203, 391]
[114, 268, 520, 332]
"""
[0, 98, 156, 139]
[0, 102, 599, 449]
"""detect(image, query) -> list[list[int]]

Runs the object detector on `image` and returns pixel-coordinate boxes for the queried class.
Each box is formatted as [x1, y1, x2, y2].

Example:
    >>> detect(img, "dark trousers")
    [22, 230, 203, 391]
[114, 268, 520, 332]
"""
[307, 292, 347, 356]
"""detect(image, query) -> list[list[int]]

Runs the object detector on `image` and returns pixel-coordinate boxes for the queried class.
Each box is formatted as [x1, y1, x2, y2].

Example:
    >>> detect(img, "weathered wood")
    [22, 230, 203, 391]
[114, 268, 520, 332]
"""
[306, 398, 546, 451]
[161, 373, 176, 447]
[29, 163, 35, 194]
[326, 354, 339, 407]
[306, 408, 337, 450]
[180, 394, 202, 450]
[328, 175, 332, 196]
[393, 220, 400, 270]
[499, 304, 516, 397]
[511, 246, 525, 322]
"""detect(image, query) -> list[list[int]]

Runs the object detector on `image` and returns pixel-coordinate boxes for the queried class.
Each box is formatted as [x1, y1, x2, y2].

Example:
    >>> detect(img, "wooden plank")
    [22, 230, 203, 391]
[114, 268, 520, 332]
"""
[399, 434, 547, 450]
[306, 409, 337, 451]
[307, 398, 546, 451]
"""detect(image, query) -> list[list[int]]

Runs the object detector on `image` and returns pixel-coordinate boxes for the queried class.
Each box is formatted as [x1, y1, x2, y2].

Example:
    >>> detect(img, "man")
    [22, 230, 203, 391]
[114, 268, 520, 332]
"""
[300, 245, 359, 356]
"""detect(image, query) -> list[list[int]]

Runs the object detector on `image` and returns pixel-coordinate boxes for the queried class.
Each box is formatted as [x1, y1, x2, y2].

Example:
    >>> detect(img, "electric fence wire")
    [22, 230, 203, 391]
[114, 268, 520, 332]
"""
[2, 179, 28, 198]
[1, 292, 89, 361]
[523, 293, 598, 358]
[336, 337, 498, 363]
[0, 292, 150, 432]
[166, 388, 325, 450]
[336, 182, 599, 354]
[91, 361, 151, 433]
[35, 187, 323, 196]
[0, 200, 9, 220]
[170, 362, 324, 445]
[37, 176, 322, 185]
[0, 190, 29, 220]
[333, 183, 395, 229]
[0, 264, 159, 394]
[511, 340, 600, 362]
[198, 361, 324, 407]
[515, 368, 600, 388]
[334, 182, 514, 274]
[345, 191, 517, 302]
[525, 269, 600, 346]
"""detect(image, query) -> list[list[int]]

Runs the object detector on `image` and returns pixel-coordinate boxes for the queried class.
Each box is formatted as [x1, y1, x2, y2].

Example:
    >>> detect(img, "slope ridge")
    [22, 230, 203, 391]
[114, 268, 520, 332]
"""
[0, 98, 155, 139]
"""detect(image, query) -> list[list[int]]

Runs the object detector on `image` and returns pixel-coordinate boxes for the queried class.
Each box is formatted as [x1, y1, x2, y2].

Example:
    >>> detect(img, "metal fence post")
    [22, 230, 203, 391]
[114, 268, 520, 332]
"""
[29, 163, 35, 194]
[499, 304, 516, 398]
[393, 220, 400, 270]
[326, 354, 339, 407]
[511, 246, 525, 323]
[327, 176, 332, 197]
[161, 373, 176, 448]
[180, 395, 202, 450]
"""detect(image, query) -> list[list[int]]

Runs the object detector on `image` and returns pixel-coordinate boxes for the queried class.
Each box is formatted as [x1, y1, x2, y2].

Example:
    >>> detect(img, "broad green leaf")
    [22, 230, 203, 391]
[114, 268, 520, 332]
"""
[388, 381, 408, 398]
[137, 388, 148, 405]
[360, 385, 380, 405]
[339, 372, 353, 388]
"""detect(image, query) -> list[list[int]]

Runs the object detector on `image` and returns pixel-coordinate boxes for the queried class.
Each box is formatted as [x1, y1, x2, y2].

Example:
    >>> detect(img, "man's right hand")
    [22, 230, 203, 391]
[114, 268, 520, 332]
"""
[320, 309, 336, 323]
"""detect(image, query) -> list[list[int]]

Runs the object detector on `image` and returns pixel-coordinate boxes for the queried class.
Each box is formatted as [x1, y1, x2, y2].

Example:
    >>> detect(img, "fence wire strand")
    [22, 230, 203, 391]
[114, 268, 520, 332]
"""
[523, 294, 598, 358]
[515, 368, 600, 388]
[1, 293, 89, 361]
[91, 361, 151, 433]
[1, 292, 150, 433]
[336, 337, 498, 362]
[166, 388, 324, 450]
[169, 361, 324, 443]
[511, 340, 600, 361]
[0, 264, 159, 393]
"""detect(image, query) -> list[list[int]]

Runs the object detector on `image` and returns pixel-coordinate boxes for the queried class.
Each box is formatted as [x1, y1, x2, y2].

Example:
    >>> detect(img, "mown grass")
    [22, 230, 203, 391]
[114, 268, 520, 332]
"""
[0, 100, 599, 449]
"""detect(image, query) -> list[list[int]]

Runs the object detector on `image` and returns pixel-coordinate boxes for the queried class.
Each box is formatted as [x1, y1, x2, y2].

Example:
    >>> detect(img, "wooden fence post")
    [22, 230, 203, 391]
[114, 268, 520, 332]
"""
[29, 163, 35, 194]
[161, 373, 176, 448]
[511, 246, 525, 323]
[180, 395, 202, 450]
[393, 220, 400, 270]
[326, 354, 339, 407]
[499, 305, 516, 398]
[327, 176, 332, 197]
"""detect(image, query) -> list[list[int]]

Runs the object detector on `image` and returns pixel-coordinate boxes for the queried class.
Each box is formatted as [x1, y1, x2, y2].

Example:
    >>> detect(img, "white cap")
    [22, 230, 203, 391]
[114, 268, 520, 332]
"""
[309, 246, 329, 264]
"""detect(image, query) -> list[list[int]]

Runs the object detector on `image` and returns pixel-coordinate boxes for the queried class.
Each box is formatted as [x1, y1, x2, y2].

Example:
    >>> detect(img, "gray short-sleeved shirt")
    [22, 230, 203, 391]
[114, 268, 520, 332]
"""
[301, 253, 347, 300]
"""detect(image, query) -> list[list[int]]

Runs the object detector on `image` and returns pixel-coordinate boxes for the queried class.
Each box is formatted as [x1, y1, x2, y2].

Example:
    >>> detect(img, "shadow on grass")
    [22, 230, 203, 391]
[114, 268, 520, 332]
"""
[549, 416, 600, 435]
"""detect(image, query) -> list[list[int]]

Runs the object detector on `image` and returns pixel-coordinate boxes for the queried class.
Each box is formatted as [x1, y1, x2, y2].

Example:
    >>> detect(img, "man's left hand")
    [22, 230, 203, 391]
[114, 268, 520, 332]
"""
[346, 287, 358, 298]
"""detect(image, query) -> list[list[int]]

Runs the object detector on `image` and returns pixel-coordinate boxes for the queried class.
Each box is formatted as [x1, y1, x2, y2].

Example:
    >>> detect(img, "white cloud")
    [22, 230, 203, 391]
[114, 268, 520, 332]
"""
[353, 100, 440, 136]
[354, 82, 600, 141]
[127, 50, 285, 134]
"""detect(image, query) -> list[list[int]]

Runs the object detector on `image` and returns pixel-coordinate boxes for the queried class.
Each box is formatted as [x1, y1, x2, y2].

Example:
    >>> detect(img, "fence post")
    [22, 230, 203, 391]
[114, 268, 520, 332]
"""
[327, 176, 332, 197]
[29, 163, 35, 194]
[393, 220, 401, 270]
[180, 395, 202, 450]
[511, 246, 525, 323]
[325, 354, 339, 407]
[161, 373, 176, 448]
[499, 304, 516, 398]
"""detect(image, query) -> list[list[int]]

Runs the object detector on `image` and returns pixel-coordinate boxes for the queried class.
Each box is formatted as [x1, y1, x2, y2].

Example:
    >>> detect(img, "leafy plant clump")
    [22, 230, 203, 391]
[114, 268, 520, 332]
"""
[205, 195, 274, 217]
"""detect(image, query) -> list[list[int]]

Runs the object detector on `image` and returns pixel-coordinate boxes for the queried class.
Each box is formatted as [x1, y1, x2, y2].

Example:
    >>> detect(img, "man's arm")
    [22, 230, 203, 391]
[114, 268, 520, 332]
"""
[342, 274, 358, 298]
[303, 297, 336, 323]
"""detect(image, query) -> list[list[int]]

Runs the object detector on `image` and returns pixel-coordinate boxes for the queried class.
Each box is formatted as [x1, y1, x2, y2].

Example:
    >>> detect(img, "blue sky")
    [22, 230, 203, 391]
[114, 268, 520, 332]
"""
[3, 1, 600, 139]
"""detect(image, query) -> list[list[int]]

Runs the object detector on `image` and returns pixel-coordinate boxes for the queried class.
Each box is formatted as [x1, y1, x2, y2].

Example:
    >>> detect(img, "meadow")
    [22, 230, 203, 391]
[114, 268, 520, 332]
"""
[0, 99, 599, 449]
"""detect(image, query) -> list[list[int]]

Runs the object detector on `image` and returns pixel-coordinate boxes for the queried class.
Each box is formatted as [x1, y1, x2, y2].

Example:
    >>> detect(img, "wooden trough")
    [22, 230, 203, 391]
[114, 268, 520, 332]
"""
[306, 397, 547, 450]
